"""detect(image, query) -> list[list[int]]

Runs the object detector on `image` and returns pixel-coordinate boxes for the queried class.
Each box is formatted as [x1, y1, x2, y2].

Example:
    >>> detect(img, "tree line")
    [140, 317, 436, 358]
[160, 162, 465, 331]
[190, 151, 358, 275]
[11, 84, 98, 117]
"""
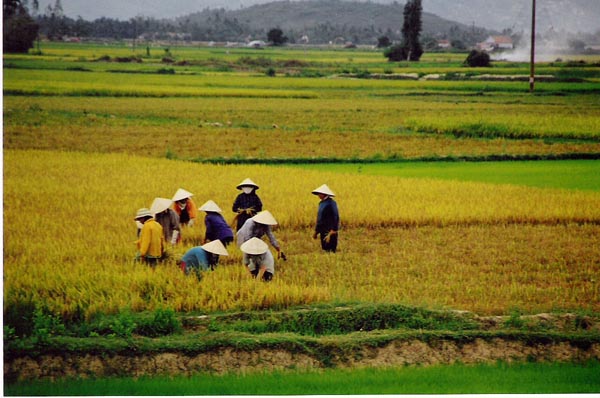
[5, 0, 598, 58]
[4, 0, 481, 53]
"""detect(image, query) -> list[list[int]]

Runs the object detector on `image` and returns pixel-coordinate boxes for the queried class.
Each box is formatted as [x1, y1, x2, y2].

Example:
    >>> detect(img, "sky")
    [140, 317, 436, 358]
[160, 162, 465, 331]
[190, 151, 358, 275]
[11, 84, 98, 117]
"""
[35, 0, 295, 20]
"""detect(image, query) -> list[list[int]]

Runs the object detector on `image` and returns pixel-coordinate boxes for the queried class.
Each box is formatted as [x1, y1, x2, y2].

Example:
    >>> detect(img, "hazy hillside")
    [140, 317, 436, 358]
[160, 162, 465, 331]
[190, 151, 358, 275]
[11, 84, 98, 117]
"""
[182, 0, 489, 44]
[425, 0, 599, 34]
[226, 0, 468, 33]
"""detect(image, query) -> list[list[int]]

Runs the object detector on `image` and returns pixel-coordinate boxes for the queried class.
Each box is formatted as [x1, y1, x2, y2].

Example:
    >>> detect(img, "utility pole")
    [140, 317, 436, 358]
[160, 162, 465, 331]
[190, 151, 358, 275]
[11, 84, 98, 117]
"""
[529, 0, 536, 92]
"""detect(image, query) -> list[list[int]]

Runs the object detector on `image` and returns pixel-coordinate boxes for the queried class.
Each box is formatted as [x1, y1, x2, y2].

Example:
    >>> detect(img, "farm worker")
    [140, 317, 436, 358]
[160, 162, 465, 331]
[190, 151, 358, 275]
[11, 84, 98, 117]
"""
[151, 197, 181, 246]
[232, 178, 263, 231]
[199, 199, 234, 247]
[312, 184, 340, 253]
[178, 240, 229, 275]
[236, 210, 286, 261]
[240, 237, 275, 281]
[134, 208, 165, 266]
[134, 207, 148, 238]
[172, 188, 197, 227]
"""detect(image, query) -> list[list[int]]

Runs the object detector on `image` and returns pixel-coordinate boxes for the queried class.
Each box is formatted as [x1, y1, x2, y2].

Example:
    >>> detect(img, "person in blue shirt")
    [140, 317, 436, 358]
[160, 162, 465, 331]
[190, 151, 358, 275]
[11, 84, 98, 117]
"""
[179, 240, 229, 277]
[312, 184, 340, 253]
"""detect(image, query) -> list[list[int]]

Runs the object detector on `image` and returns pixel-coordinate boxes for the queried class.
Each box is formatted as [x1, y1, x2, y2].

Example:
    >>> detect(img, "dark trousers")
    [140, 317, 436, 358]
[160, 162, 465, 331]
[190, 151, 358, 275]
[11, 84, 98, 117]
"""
[320, 233, 338, 253]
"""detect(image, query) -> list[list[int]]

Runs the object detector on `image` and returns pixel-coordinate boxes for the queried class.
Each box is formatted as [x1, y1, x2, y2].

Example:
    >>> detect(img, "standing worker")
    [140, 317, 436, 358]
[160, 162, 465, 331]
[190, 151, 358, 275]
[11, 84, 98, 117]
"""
[236, 210, 285, 260]
[199, 200, 234, 247]
[240, 237, 275, 281]
[172, 188, 197, 227]
[312, 184, 340, 253]
[151, 197, 181, 246]
[232, 178, 263, 231]
[178, 240, 229, 276]
[134, 208, 165, 266]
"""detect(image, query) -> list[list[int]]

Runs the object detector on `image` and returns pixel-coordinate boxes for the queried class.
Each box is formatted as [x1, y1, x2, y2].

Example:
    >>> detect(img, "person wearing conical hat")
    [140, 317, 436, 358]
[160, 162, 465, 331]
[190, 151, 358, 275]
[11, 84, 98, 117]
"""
[240, 237, 275, 281]
[151, 197, 181, 246]
[179, 240, 229, 277]
[199, 200, 234, 247]
[134, 208, 165, 266]
[172, 188, 197, 227]
[312, 184, 340, 253]
[232, 178, 263, 231]
[236, 210, 286, 261]
[134, 207, 150, 238]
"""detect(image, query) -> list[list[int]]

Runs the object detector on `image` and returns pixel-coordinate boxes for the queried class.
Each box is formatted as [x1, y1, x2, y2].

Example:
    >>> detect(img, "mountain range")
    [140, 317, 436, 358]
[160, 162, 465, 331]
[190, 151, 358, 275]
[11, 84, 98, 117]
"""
[35, 0, 599, 34]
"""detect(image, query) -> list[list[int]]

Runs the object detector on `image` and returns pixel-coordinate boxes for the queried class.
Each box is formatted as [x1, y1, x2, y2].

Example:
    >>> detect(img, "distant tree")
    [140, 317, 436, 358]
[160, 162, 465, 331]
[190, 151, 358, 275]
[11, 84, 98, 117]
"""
[464, 50, 490, 67]
[3, 0, 39, 53]
[384, 0, 423, 62]
[422, 36, 438, 51]
[568, 39, 586, 52]
[401, 0, 423, 60]
[44, 0, 67, 39]
[267, 27, 288, 46]
[376, 35, 391, 48]
[450, 39, 466, 50]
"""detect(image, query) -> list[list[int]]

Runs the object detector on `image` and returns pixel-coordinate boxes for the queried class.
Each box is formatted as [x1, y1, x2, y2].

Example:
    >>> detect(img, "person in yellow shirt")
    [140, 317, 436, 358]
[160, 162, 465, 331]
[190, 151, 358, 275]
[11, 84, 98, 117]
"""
[134, 208, 165, 266]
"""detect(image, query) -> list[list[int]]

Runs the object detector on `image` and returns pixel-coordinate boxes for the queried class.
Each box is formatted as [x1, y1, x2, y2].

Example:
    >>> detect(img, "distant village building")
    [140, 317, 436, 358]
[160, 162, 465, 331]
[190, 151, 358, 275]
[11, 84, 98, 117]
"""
[437, 39, 451, 49]
[477, 35, 514, 51]
[247, 40, 266, 48]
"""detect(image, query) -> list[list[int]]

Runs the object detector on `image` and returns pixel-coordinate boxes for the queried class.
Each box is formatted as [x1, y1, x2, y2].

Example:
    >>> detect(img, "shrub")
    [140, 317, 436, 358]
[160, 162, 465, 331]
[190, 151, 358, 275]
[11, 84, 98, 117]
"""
[157, 68, 175, 75]
[137, 308, 182, 337]
[465, 50, 491, 67]
[32, 307, 66, 344]
[110, 309, 137, 338]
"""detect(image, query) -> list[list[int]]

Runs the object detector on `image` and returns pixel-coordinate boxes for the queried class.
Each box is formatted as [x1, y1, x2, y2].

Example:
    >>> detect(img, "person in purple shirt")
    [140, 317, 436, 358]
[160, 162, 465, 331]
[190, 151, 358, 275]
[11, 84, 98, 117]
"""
[199, 200, 234, 247]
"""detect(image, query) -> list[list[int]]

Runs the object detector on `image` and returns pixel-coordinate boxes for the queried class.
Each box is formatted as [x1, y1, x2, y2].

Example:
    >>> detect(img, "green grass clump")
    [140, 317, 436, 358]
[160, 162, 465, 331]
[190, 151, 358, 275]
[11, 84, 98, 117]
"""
[201, 303, 479, 335]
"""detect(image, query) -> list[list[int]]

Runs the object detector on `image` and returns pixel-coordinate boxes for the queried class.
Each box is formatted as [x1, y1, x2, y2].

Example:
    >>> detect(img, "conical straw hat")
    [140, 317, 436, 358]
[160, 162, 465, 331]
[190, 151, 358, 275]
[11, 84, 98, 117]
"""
[150, 197, 173, 215]
[201, 240, 229, 256]
[236, 178, 259, 190]
[252, 210, 277, 225]
[172, 188, 194, 202]
[134, 208, 152, 220]
[312, 184, 335, 197]
[198, 199, 222, 213]
[240, 237, 268, 255]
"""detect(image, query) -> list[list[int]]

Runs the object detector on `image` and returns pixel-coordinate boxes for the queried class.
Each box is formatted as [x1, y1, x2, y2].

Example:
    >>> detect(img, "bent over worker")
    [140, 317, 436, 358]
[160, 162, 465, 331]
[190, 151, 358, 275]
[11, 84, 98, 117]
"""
[199, 200, 234, 247]
[179, 240, 229, 275]
[241, 237, 275, 281]
[237, 210, 280, 251]
[312, 184, 340, 253]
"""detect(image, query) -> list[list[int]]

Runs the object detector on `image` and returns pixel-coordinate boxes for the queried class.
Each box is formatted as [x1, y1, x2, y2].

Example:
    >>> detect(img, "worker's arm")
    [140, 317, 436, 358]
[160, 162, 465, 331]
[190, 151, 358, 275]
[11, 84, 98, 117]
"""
[256, 264, 267, 281]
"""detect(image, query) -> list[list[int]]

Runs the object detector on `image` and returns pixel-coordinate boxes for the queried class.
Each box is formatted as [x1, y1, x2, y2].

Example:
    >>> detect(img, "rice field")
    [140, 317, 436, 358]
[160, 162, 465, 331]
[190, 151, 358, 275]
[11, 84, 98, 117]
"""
[3, 42, 600, 326]
[4, 150, 600, 322]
